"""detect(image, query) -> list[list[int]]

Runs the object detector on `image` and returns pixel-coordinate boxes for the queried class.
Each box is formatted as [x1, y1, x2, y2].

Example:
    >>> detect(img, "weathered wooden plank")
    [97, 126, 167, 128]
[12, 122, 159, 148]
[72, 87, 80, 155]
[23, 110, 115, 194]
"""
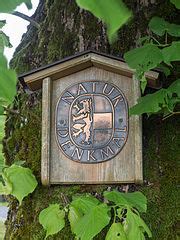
[22, 52, 159, 91]
[49, 67, 139, 184]
[41, 77, 52, 185]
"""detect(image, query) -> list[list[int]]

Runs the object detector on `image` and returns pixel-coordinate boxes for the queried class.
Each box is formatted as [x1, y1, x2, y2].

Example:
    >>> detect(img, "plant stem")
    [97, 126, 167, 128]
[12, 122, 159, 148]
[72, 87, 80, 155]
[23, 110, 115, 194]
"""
[162, 111, 180, 120]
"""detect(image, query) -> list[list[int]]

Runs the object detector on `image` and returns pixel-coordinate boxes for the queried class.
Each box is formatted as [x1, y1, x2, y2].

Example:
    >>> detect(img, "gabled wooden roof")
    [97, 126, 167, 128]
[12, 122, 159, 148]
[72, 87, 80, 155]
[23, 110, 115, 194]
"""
[19, 50, 160, 91]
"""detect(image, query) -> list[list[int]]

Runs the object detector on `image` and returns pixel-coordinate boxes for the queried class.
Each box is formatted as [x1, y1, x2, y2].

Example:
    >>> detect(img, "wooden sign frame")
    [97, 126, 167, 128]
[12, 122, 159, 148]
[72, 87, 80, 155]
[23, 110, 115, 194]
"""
[19, 51, 159, 185]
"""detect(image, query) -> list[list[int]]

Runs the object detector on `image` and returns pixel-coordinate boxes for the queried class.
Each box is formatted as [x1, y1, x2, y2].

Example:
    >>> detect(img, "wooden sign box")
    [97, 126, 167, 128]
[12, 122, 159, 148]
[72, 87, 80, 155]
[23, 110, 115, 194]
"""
[20, 51, 159, 185]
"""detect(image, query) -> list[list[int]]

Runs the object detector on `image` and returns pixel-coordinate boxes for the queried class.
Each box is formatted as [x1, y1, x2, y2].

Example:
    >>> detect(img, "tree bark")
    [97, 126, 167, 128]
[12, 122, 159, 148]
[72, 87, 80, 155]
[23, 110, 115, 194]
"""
[4, 0, 179, 239]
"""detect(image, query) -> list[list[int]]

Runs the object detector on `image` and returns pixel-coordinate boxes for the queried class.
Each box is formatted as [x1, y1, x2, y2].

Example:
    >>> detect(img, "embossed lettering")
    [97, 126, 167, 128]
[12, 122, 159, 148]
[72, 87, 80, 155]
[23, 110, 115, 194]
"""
[103, 83, 114, 96]
[77, 83, 88, 95]
[87, 150, 96, 161]
[113, 137, 125, 148]
[71, 147, 84, 160]
[101, 146, 114, 159]
[112, 95, 123, 107]
[62, 91, 75, 105]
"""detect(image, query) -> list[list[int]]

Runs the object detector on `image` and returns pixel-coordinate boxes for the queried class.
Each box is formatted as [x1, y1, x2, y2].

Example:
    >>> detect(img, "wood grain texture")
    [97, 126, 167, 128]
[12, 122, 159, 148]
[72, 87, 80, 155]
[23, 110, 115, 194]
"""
[47, 66, 142, 184]
[23, 53, 159, 91]
[41, 77, 51, 185]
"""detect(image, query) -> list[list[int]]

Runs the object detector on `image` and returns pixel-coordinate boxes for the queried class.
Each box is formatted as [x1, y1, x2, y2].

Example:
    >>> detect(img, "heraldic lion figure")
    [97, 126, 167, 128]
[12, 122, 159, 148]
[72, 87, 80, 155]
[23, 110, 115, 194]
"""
[72, 98, 92, 144]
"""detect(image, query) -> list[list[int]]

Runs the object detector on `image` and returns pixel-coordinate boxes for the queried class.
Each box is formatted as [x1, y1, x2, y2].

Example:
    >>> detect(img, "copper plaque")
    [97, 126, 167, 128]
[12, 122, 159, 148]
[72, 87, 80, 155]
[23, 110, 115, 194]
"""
[56, 81, 128, 163]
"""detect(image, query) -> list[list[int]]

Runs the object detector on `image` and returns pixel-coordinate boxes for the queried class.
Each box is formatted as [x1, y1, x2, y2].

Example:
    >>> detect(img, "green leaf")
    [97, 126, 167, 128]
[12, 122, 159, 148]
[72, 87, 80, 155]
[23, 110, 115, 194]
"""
[124, 207, 152, 239]
[0, 54, 8, 68]
[76, 0, 132, 43]
[124, 44, 163, 73]
[149, 17, 180, 37]
[149, 17, 167, 36]
[3, 164, 37, 204]
[69, 195, 100, 235]
[68, 205, 83, 233]
[71, 195, 100, 214]
[157, 63, 171, 77]
[0, 20, 6, 29]
[0, 68, 17, 104]
[130, 89, 168, 115]
[39, 204, 65, 239]
[0, 170, 12, 194]
[0, 31, 12, 53]
[0, 115, 5, 140]
[105, 223, 127, 240]
[170, 0, 180, 9]
[139, 75, 147, 94]
[104, 191, 147, 213]
[0, 0, 32, 13]
[168, 79, 180, 97]
[162, 41, 180, 65]
[73, 203, 110, 240]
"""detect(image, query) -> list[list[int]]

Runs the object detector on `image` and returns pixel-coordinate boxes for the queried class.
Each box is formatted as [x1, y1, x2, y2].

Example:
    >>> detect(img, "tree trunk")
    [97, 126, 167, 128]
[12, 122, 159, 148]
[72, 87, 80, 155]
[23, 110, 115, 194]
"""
[3, 0, 179, 239]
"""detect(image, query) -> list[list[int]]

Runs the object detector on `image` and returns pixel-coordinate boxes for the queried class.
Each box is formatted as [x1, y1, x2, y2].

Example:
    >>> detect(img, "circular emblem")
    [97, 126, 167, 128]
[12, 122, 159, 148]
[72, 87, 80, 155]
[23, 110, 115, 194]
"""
[56, 81, 128, 163]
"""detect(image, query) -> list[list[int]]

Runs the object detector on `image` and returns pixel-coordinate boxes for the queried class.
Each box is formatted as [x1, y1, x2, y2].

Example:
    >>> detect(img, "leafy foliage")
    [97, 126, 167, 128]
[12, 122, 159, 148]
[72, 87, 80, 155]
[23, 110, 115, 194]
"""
[124, 207, 152, 239]
[149, 17, 180, 37]
[39, 191, 151, 240]
[76, 0, 132, 43]
[69, 196, 110, 240]
[105, 223, 126, 240]
[130, 79, 180, 116]
[162, 41, 180, 65]
[39, 204, 65, 239]
[124, 44, 163, 92]
[104, 191, 147, 213]
[0, 164, 38, 204]
[0, 0, 32, 13]
[124, 16, 180, 115]
[170, 0, 180, 9]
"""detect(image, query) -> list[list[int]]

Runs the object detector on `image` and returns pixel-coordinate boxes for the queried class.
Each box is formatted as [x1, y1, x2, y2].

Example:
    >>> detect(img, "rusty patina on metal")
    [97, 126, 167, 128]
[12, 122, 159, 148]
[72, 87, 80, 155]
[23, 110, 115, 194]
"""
[56, 81, 128, 163]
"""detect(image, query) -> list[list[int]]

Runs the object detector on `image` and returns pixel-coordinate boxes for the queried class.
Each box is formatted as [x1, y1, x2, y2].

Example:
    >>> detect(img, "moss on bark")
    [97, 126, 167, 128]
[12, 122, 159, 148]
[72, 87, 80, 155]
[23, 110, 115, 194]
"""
[3, 0, 179, 239]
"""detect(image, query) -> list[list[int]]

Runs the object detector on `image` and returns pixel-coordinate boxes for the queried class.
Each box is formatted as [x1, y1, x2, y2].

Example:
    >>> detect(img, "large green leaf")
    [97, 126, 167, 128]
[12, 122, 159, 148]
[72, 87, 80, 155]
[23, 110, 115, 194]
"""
[0, 0, 32, 13]
[104, 191, 147, 213]
[76, 0, 132, 43]
[124, 208, 152, 239]
[0, 68, 17, 104]
[149, 17, 180, 37]
[69, 195, 100, 234]
[39, 204, 65, 239]
[68, 205, 83, 233]
[170, 0, 180, 9]
[124, 44, 163, 73]
[71, 195, 100, 214]
[73, 203, 110, 240]
[2, 164, 38, 204]
[162, 41, 180, 65]
[105, 223, 127, 240]
[130, 89, 168, 115]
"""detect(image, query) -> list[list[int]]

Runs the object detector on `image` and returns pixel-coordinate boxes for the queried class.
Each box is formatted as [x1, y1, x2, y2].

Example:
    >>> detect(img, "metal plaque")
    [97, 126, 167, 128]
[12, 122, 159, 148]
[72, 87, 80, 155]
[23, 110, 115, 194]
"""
[56, 81, 128, 163]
